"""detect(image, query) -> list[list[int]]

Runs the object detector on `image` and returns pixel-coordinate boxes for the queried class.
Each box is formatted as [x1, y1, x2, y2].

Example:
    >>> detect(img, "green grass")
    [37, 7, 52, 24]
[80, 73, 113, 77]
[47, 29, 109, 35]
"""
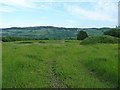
[81, 35, 119, 45]
[0, 41, 2, 89]
[2, 40, 118, 88]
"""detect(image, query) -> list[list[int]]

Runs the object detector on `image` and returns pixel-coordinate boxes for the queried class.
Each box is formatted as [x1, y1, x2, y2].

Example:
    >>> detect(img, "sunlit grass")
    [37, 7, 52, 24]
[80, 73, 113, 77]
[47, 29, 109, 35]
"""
[2, 40, 118, 88]
[0, 41, 2, 89]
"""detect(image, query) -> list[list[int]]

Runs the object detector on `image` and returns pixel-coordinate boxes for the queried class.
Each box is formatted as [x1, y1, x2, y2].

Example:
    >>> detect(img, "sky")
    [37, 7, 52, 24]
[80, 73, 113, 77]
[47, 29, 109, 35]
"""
[0, 0, 119, 28]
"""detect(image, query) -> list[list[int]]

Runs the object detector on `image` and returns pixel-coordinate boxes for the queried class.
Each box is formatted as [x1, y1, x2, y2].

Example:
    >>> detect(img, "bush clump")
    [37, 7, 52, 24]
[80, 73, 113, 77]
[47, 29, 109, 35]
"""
[104, 28, 120, 38]
[81, 35, 120, 45]
[18, 41, 33, 44]
[39, 41, 46, 43]
[77, 30, 88, 40]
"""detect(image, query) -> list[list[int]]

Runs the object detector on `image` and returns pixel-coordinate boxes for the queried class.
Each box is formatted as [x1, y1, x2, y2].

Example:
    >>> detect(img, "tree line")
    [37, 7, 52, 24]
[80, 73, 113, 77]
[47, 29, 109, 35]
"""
[1, 28, 119, 42]
[77, 28, 120, 40]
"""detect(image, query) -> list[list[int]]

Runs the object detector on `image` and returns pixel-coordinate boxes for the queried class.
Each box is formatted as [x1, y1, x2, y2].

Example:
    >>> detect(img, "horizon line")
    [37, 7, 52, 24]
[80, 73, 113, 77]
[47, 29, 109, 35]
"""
[0, 25, 115, 29]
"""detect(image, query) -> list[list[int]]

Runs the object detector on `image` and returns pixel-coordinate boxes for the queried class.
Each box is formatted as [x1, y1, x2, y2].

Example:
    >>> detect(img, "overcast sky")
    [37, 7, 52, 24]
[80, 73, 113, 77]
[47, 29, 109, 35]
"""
[0, 0, 119, 28]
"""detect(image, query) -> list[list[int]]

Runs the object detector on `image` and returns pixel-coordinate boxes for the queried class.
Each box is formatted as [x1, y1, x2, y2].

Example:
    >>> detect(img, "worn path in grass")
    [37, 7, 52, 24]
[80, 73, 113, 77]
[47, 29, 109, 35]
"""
[47, 60, 68, 88]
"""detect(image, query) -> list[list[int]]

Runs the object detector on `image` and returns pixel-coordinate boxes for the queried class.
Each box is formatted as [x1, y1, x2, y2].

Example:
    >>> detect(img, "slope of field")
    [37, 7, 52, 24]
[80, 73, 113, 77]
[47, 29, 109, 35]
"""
[1, 26, 111, 39]
[2, 40, 118, 88]
[0, 41, 2, 89]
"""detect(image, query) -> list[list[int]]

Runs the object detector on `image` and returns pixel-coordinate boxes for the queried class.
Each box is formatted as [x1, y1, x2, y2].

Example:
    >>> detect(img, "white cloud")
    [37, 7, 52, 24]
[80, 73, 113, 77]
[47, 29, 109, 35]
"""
[0, 0, 55, 12]
[0, 0, 35, 8]
[94, 2, 117, 14]
[64, 2, 117, 22]
[0, 6, 15, 12]
[0, 0, 36, 12]
[0, 0, 119, 12]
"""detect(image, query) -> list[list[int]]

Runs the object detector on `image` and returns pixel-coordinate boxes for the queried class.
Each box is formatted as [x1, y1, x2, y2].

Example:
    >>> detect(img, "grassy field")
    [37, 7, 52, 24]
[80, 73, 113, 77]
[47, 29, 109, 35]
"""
[2, 40, 118, 88]
[0, 41, 2, 89]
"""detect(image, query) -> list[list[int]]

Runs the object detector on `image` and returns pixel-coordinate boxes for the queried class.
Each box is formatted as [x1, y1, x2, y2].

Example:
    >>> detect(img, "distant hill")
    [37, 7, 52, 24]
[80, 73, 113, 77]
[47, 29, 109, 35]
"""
[1, 26, 112, 39]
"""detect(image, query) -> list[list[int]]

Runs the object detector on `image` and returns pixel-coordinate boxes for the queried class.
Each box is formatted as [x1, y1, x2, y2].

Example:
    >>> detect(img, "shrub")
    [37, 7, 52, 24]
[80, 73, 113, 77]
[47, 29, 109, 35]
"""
[17, 41, 33, 44]
[2, 37, 11, 42]
[2, 37, 27, 42]
[39, 41, 46, 43]
[44, 38, 49, 40]
[77, 30, 88, 40]
[104, 28, 120, 38]
[81, 35, 120, 45]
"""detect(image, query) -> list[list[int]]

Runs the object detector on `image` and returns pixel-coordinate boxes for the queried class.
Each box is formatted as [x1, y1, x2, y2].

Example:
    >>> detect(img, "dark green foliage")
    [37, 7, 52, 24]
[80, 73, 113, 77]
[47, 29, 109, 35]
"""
[2, 37, 50, 42]
[81, 35, 120, 45]
[17, 42, 33, 44]
[77, 30, 88, 40]
[39, 41, 46, 43]
[44, 38, 49, 40]
[2, 37, 24, 42]
[2, 37, 38, 42]
[1, 26, 111, 40]
[104, 28, 120, 38]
